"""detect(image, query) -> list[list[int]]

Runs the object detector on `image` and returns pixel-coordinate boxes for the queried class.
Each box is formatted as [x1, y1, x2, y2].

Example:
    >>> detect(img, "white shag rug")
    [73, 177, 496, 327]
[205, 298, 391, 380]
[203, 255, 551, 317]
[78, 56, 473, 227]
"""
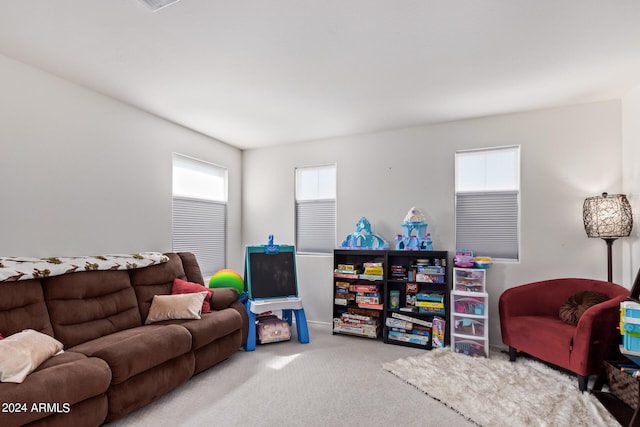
[382, 348, 620, 427]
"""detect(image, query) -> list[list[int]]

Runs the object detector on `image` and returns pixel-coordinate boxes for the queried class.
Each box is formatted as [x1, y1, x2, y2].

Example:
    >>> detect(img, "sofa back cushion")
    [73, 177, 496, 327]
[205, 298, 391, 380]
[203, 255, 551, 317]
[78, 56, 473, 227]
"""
[43, 270, 142, 348]
[0, 279, 54, 337]
[177, 252, 205, 286]
[129, 253, 188, 321]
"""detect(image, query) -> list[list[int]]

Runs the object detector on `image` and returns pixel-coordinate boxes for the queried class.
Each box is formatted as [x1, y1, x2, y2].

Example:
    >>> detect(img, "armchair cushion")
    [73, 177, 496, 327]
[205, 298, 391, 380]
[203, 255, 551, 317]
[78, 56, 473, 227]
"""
[559, 290, 608, 325]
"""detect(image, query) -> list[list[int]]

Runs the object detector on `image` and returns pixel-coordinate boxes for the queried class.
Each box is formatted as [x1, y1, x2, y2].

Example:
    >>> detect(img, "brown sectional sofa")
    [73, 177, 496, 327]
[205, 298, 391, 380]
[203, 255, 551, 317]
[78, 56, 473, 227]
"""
[0, 252, 248, 427]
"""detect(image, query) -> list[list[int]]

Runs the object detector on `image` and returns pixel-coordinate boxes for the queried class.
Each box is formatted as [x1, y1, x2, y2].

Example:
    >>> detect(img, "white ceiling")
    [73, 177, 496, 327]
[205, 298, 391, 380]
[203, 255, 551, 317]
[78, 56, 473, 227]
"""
[1, 1, 640, 150]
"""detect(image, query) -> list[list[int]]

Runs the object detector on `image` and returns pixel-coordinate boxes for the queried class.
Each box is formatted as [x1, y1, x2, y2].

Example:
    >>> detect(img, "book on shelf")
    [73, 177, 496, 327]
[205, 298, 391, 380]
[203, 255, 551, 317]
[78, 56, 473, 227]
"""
[334, 271, 359, 279]
[358, 274, 384, 281]
[410, 328, 431, 336]
[406, 282, 418, 309]
[335, 272, 383, 281]
[416, 292, 445, 302]
[333, 321, 378, 338]
[357, 302, 383, 310]
[347, 307, 381, 318]
[335, 281, 351, 289]
[333, 312, 379, 338]
[418, 307, 446, 315]
[387, 330, 429, 346]
[355, 291, 380, 297]
[339, 312, 379, 326]
[337, 264, 357, 272]
[432, 316, 446, 348]
[355, 296, 380, 304]
[391, 312, 432, 328]
[385, 317, 413, 330]
[416, 273, 445, 283]
[363, 266, 384, 276]
[351, 284, 379, 292]
[416, 266, 446, 275]
[415, 301, 444, 309]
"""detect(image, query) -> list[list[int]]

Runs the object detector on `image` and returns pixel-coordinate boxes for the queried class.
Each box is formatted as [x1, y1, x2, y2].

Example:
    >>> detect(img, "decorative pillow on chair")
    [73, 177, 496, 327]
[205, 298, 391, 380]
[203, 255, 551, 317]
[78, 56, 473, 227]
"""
[559, 290, 609, 325]
[145, 291, 209, 324]
[0, 329, 64, 383]
[172, 278, 214, 313]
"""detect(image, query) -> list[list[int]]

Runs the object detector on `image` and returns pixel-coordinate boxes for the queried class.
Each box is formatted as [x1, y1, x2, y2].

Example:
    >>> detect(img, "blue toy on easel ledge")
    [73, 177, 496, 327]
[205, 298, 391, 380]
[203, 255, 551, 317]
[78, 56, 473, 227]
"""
[395, 207, 433, 251]
[340, 217, 388, 250]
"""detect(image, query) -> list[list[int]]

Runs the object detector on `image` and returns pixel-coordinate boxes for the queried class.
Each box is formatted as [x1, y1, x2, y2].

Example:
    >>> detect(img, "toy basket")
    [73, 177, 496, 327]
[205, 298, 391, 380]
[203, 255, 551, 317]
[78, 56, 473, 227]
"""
[604, 360, 640, 410]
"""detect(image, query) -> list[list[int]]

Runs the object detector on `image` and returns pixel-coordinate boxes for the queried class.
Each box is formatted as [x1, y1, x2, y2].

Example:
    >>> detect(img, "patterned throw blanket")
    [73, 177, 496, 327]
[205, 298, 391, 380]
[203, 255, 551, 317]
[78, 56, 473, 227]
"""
[0, 252, 169, 282]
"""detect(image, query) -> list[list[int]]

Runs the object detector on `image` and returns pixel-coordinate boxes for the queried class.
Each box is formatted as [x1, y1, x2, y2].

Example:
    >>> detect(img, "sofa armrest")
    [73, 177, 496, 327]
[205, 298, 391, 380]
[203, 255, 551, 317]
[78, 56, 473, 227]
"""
[211, 287, 241, 311]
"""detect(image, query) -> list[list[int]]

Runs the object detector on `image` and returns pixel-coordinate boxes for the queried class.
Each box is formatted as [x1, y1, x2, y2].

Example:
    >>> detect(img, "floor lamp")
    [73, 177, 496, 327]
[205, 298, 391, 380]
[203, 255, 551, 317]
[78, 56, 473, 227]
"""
[583, 192, 633, 282]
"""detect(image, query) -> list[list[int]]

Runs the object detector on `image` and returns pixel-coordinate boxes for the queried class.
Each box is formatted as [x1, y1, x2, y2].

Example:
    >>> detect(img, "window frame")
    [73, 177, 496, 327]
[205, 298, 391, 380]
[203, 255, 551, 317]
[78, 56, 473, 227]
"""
[294, 164, 337, 255]
[454, 146, 521, 262]
[171, 153, 228, 276]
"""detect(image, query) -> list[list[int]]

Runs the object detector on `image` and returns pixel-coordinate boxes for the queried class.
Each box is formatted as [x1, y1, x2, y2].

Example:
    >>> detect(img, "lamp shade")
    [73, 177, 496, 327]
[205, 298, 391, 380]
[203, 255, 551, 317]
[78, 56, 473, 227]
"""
[583, 192, 633, 238]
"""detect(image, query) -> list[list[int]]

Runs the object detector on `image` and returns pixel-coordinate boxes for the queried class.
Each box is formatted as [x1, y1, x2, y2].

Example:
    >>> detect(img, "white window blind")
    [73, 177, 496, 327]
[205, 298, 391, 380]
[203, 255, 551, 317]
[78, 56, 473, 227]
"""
[455, 147, 520, 261]
[295, 165, 336, 254]
[172, 154, 227, 276]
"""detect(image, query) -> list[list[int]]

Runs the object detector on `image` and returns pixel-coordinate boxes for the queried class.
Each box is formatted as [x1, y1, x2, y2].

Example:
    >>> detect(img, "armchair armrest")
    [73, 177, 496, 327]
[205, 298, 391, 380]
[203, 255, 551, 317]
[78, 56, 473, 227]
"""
[571, 294, 628, 375]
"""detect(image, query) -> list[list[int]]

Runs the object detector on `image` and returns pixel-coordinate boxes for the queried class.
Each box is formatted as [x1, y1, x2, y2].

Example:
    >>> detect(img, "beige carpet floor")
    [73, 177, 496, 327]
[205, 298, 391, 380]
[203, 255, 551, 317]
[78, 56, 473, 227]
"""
[109, 322, 475, 427]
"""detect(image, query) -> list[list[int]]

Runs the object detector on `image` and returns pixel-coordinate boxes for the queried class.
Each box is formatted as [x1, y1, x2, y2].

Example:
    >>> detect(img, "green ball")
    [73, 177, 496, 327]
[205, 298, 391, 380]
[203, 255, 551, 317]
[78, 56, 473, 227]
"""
[209, 269, 244, 293]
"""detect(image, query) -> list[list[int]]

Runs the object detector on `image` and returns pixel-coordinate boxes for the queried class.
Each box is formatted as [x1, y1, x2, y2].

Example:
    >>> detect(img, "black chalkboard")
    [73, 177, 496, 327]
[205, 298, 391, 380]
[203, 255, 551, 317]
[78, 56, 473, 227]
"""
[245, 246, 298, 299]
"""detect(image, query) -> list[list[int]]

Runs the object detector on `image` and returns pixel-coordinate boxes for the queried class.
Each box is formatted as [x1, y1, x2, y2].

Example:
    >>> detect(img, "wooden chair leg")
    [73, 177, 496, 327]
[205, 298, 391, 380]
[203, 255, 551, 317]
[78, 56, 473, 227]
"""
[509, 346, 517, 361]
[578, 374, 588, 392]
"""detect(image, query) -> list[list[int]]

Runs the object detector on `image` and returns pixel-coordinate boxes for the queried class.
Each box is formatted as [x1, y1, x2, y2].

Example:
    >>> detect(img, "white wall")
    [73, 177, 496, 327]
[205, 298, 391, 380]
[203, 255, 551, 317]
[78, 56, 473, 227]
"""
[243, 100, 624, 346]
[1, 49, 630, 346]
[0, 54, 244, 273]
[623, 86, 640, 288]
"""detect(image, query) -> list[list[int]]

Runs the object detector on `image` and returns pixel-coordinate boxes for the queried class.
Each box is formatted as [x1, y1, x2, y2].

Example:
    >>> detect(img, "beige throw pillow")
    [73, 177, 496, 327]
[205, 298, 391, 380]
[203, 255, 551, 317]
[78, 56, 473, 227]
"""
[0, 329, 64, 383]
[145, 292, 208, 324]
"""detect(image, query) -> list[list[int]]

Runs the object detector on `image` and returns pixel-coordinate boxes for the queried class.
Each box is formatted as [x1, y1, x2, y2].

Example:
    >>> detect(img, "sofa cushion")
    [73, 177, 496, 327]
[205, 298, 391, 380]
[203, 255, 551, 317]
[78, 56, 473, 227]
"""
[157, 307, 243, 350]
[130, 253, 188, 321]
[177, 252, 206, 285]
[0, 329, 64, 383]
[172, 278, 213, 313]
[0, 351, 110, 427]
[145, 292, 208, 324]
[68, 324, 192, 384]
[559, 290, 608, 325]
[505, 314, 574, 368]
[105, 352, 194, 422]
[0, 279, 54, 337]
[43, 270, 142, 348]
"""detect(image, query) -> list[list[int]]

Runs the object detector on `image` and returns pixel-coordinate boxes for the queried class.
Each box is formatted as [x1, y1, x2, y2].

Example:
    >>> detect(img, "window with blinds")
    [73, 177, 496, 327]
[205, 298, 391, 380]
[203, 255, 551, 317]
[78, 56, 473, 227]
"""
[295, 165, 336, 254]
[172, 154, 227, 276]
[455, 146, 520, 261]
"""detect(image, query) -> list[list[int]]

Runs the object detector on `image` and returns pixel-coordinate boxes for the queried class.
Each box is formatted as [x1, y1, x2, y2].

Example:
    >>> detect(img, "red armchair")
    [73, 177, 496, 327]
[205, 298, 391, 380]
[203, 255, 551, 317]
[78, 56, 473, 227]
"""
[499, 278, 629, 391]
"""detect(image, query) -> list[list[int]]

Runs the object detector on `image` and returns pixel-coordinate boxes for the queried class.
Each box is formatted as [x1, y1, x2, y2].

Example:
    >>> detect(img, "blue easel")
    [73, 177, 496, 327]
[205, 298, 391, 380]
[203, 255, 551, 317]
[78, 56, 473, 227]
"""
[243, 235, 310, 351]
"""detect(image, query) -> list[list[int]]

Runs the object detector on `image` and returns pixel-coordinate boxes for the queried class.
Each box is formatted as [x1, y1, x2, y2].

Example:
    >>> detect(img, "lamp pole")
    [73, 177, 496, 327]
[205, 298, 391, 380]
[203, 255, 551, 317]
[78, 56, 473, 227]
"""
[604, 237, 616, 283]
